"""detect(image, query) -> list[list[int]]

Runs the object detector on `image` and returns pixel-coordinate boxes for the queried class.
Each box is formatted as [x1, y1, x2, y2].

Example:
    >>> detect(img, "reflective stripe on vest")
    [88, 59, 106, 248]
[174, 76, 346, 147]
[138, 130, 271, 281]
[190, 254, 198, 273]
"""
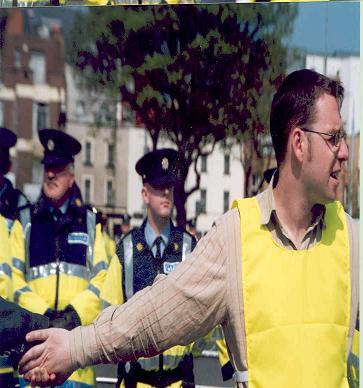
[86, 210, 96, 269]
[123, 234, 134, 301]
[23, 260, 106, 282]
[14, 285, 32, 304]
[0, 262, 11, 278]
[233, 198, 350, 388]
[12, 257, 25, 273]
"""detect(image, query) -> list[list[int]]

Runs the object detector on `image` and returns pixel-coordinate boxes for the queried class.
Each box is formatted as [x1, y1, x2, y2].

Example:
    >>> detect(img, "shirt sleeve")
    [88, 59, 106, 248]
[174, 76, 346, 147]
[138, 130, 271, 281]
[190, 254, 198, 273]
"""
[69, 212, 232, 369]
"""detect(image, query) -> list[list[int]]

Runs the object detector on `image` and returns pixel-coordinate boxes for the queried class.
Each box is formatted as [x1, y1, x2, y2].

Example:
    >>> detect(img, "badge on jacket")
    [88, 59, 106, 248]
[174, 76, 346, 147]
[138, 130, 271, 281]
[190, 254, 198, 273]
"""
[67, 232, 89, 246]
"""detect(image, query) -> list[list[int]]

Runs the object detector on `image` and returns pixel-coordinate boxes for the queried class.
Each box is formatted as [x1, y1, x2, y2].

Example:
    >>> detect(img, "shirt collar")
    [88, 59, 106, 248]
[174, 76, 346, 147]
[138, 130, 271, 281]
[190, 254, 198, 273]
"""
[145, 220, 171, 249]
[257, 171, 326, 229]
[50, 199, 69, 215]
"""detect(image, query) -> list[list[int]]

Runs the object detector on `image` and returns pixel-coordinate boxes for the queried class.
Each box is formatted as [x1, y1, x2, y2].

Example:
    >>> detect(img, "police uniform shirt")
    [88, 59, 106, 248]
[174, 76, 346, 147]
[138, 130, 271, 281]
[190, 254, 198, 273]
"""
[50, 199, 69, 221]
[144, 221, 170, 258]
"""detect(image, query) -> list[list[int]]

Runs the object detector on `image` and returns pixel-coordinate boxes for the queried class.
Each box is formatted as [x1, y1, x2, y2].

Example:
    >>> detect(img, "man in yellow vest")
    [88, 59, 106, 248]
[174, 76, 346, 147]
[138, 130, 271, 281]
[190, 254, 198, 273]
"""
[19, 69, 359, 388]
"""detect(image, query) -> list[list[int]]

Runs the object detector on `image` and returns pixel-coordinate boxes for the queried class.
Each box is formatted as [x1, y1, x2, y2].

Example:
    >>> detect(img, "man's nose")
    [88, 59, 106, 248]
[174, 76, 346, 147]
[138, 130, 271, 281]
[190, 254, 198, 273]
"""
[337, 137, 349, 162]
[46, 171, 56, 180]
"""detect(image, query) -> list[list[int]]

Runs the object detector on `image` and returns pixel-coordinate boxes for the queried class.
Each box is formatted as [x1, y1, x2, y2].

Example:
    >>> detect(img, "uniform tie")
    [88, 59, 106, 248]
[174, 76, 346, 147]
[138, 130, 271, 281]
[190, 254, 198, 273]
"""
[154, 236, 163, 260]
[53, 207, 63, 222]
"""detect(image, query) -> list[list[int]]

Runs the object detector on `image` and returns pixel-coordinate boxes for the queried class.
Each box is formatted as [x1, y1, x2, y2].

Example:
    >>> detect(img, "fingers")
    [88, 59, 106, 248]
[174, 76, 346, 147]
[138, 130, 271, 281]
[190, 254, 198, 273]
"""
[19, 342, 46, 373]
[26, 328, 53, 343]
[27, 367, 56, 387]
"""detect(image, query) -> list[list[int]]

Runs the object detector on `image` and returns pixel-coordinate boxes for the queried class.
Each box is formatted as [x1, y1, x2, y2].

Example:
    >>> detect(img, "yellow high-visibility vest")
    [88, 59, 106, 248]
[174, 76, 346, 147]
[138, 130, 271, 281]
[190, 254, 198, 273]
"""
[233, 198, 350, 388]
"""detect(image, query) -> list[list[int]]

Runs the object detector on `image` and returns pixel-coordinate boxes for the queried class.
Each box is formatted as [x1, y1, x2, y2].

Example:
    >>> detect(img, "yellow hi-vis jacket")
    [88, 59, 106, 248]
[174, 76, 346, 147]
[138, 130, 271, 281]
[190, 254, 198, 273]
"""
[0, 215, 12, 301]
[10, 204, 108, 388]
[233, 198, 350, 388]
[0, 215, 14, 381]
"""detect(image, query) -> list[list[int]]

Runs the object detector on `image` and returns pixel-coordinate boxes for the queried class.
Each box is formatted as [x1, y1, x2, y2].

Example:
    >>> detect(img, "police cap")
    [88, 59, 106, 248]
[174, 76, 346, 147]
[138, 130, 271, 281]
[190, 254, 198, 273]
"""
[0, 127, 17, 150]
[121, 213, 131, 225]
[39, 128, 81, 168]
[135, 148, 178, 187]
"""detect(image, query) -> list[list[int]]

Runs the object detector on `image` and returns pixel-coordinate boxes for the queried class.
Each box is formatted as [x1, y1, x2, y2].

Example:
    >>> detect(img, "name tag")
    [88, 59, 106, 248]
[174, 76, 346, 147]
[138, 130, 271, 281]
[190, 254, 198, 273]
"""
[163, 262, 179, 274]
[68, 232, 89, 246]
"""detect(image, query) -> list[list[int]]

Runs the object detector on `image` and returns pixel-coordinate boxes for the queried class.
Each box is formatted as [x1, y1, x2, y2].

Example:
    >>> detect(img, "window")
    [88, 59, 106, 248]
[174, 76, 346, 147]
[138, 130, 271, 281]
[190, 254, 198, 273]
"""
[82, 176, 93, 204]
[106, 143, 114, 167]
[201, 155, 207, 173]
[199, 189, 207, 214]
[32, 103, 48, 136]
[224, 154, 230, 175]
[223, 191, 230, 213]
[29, 51, 45, 84]
[106, 178, 114, 206]
[84, 141, 93, 166]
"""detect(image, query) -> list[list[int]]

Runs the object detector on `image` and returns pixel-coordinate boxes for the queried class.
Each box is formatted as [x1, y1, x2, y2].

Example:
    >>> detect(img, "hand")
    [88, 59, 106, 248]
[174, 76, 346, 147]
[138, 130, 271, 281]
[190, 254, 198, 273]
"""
[18, 328, 75, 387]
[28, 366, 57, 387]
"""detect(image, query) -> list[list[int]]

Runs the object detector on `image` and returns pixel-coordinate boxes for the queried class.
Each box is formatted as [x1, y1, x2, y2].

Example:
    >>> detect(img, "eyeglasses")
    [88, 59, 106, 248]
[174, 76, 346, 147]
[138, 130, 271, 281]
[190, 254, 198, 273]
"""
[301, 128, 347, 147]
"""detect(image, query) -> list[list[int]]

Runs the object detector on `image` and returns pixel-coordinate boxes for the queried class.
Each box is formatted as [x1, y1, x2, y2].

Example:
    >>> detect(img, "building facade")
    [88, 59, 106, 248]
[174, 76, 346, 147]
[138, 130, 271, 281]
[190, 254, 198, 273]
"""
[0, 9, 66, 200]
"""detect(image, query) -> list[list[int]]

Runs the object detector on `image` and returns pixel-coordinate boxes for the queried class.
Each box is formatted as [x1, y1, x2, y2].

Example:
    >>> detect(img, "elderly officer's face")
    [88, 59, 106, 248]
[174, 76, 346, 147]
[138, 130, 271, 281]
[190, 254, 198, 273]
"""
[142, 183, 174, 219]
[43, 163, 75, 206]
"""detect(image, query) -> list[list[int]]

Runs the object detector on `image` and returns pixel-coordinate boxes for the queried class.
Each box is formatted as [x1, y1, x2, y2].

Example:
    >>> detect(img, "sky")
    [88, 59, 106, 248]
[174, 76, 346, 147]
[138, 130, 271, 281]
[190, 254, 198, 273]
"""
[289, 1, 359, 55]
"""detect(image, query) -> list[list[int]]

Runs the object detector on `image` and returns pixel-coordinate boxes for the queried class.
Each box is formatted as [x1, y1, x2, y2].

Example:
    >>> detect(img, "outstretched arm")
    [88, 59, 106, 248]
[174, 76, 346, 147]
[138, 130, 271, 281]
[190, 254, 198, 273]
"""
[20, 212, 233, 385]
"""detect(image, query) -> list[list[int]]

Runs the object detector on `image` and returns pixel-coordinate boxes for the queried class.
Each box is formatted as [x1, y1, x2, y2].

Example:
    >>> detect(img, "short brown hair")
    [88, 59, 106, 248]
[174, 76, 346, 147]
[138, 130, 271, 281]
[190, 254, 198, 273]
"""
[270, 69, 344, 165]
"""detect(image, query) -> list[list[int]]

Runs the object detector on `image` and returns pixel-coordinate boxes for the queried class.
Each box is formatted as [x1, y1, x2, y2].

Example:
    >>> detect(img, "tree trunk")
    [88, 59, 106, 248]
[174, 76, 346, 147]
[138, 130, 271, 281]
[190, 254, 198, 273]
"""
[174, 179, 188, 228]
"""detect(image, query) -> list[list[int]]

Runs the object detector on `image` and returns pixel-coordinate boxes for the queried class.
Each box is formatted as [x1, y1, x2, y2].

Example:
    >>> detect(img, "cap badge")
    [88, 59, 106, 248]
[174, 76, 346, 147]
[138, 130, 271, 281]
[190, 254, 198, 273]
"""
[161, 157, 169, 171]
[174, 242, 179, 251]
[47, 139, 55, 151]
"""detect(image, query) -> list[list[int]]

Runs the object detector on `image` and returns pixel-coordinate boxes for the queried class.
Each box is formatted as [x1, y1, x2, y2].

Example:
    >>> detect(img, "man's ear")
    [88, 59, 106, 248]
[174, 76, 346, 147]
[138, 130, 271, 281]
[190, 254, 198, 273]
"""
[141, 185, 149, 205]
[69, 172, 75, 189]
[290, 127, 306, 163]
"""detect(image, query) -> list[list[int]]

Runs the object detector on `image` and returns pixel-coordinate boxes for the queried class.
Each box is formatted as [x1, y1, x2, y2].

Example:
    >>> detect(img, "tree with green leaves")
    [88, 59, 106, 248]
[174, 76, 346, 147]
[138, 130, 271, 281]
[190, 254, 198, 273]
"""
[67, 4, 297, 227]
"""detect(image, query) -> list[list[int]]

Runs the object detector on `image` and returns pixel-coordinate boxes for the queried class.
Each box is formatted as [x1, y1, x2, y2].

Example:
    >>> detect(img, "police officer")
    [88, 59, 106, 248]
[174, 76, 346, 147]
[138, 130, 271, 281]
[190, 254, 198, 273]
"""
[11, 128, 108, 388]
[0, 127, 30, 225]
[0, 127, 32, 387]
[101, 148, 197, 388]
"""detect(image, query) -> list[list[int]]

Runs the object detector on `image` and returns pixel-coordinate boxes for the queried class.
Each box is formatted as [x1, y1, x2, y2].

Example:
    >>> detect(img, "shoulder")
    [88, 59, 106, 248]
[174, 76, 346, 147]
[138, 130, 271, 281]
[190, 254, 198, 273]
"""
[115, 227, 140, 259]
[16, 189, 30, 209]
[213, 207, 240, 232]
